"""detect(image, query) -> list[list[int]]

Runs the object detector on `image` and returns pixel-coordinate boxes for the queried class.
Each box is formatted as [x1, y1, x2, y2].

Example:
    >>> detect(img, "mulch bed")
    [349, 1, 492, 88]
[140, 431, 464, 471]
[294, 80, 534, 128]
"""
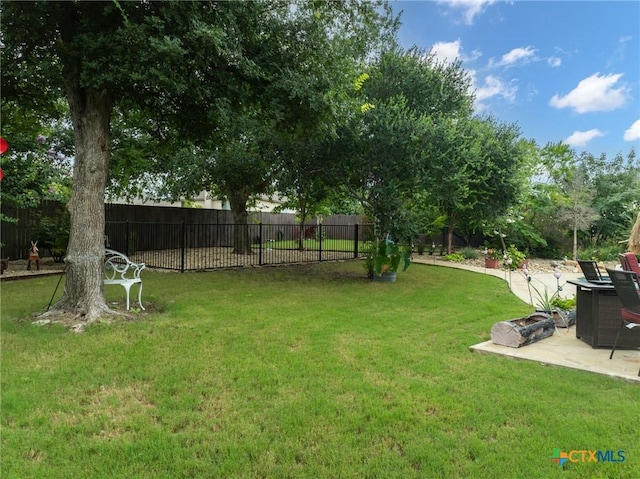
[1, 258, 66, 281]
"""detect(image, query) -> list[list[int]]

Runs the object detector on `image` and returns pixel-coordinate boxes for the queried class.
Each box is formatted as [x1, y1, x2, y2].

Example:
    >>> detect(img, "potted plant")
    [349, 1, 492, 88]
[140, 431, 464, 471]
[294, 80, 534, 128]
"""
[550, 296, 577, 328]
[505, 244, 526, 270]
[371, 237, 411, 282]
[484, 248, 502, 269]
[523, 266, 577, 328]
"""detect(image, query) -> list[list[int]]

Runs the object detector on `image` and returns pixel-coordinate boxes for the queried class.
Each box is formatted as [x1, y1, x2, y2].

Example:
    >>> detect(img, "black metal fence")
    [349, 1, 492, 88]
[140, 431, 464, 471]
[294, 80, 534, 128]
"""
[1, 201, 370, 261]
[3, 201, 473, 267]
[105, 221, 374, 272]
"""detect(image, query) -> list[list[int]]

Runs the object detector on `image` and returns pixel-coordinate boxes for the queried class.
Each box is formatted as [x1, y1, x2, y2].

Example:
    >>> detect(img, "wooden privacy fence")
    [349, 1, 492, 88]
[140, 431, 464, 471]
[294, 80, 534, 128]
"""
[1, 201, 66, 260]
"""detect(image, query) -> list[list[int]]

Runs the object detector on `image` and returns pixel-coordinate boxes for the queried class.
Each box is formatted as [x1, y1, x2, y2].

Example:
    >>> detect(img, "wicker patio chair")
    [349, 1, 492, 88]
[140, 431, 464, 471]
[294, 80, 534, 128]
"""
[606, 268, 640, 376]
[619, 252, 640, 277]
[577, 259, 610, 284]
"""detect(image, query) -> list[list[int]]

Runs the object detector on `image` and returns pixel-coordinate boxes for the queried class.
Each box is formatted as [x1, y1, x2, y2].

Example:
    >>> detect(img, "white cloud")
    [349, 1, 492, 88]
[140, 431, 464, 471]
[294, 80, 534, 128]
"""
[475, 75, 517, 102]
[549, 72, 628, 113]
[547, 57, 561, 67]
[431, 39, 464, 64]
[430, 39, 481, 65]
[471, 73, 517, 111]
[624, 119, 640, 141]
[437, 0, 496, 25]
[489, 47, 537, 68]
[565, 129, 605, 147]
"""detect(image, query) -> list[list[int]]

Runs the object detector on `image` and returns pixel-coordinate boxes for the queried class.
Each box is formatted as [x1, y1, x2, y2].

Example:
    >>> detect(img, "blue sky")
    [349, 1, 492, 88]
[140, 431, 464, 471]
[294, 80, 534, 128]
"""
[390, 0, 640, 159]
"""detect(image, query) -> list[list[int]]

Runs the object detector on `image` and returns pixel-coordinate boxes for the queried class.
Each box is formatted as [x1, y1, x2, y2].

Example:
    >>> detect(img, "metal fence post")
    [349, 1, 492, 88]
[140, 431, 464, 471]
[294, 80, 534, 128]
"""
[318, 223, 323, 262]
[354, 224, 359, 258]
[125, 220, 130, 257]
[259, 222, 263, 265]
[181, 221, 186, 273]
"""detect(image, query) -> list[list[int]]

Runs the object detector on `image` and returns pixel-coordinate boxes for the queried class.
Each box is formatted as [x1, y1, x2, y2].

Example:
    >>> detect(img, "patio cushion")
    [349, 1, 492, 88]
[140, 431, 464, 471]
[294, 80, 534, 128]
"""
[621, 308, 640, 324]
[620, 252, 640, 276]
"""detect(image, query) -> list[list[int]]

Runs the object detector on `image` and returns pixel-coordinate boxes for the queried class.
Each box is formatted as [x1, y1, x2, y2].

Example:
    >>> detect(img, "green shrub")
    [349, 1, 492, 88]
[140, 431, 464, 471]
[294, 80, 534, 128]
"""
[445, 253, 465, 262]
[459, 247, 479, 260]
[552, 296, 576, 310]
[578, 245, 625, 262]
[33, 209, 70, 262]
[505, 244, 526, 270]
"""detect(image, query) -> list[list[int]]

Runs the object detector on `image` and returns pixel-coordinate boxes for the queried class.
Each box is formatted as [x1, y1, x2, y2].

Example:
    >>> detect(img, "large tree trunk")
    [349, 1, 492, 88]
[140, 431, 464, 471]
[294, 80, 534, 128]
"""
[46, 85, 112, 322]
[228, 188, 253, 254]
[446, 220, 459, 254]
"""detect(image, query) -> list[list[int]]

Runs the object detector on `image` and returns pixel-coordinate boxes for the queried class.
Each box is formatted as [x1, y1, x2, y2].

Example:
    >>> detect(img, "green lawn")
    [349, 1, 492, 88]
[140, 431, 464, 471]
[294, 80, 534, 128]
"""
[1, 262, 638, 478]
[254, 238, 368, 252]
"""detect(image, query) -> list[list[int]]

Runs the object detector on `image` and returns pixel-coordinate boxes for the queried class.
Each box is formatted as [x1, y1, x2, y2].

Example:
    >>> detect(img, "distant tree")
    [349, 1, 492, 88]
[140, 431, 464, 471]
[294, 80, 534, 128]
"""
[522, 144, 639, 257]
[556, 165, 600, 260]
[273, 134, 336, 250]
[422, 116, 526, 253]
[475, 140, 548, 254]
[515, 141, 579, 257]
[139, 1, 398, 254]
[580, 148, 640, 245]
[203, 114, 279, 254]
[337, 48, 473, 244]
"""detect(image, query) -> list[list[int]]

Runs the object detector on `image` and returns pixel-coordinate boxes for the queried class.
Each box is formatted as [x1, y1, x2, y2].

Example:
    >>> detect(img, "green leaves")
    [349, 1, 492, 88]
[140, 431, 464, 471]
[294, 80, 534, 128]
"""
[0, 100, 73, 213]
[420, 115, 526, 251]
[373, 238, 411, 275]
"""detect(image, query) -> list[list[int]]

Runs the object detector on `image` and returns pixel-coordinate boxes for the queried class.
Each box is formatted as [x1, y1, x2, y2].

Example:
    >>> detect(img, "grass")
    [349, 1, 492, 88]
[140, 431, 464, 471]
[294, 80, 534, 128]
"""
[1, 262, 638, 478]
[253, 238, 368, 252]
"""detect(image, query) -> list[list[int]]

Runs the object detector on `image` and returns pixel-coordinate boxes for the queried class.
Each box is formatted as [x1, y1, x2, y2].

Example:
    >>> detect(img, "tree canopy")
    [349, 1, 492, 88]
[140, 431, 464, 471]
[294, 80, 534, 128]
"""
[0, 0, 398, 319]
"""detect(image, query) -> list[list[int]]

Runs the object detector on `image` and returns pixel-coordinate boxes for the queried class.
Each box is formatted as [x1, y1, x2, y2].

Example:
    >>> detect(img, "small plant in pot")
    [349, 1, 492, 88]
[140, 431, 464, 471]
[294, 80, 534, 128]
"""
[523, 266, 576, 328]
[550, 296, 577, 328]
[505, 244, 526, 270]
[484, 248, 502, 269]
[372, 236, 411, 282]
[533, 290, 576, 328]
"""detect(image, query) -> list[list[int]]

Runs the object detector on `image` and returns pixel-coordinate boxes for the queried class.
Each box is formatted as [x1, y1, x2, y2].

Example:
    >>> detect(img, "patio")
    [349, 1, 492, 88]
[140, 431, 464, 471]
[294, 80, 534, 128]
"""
[414, 257, 640, 383]
[471, 327, 640, 383]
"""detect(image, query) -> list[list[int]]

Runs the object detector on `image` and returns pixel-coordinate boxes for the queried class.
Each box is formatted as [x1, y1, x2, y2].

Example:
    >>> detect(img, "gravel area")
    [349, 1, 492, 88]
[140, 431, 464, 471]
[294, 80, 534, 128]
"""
[418, 254, 619, 274]
[452, 257, 576, 273]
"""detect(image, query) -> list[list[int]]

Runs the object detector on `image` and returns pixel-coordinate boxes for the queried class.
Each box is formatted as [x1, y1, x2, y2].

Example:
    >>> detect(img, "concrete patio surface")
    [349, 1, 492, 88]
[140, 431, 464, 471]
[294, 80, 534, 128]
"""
[412, 257, 640, 383]
[471, 330, 640, 383]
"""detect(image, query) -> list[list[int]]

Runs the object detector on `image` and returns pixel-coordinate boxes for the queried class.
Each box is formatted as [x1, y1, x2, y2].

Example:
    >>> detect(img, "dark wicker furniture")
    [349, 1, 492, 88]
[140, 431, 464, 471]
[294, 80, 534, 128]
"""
[606, 268, 640, 376]
[577, 259, 610, 284]
[568, 279, 640, 349]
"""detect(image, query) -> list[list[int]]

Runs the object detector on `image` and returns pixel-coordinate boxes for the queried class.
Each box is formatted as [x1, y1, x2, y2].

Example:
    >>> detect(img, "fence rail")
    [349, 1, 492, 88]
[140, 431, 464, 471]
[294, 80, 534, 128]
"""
[104, 222, 374, 272]
[1, 201, 371, 260]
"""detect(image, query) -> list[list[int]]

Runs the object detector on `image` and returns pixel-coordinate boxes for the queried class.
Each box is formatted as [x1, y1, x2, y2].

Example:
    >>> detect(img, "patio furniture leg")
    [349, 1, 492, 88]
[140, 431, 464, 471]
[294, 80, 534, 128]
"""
[608, 321, 624, 360]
